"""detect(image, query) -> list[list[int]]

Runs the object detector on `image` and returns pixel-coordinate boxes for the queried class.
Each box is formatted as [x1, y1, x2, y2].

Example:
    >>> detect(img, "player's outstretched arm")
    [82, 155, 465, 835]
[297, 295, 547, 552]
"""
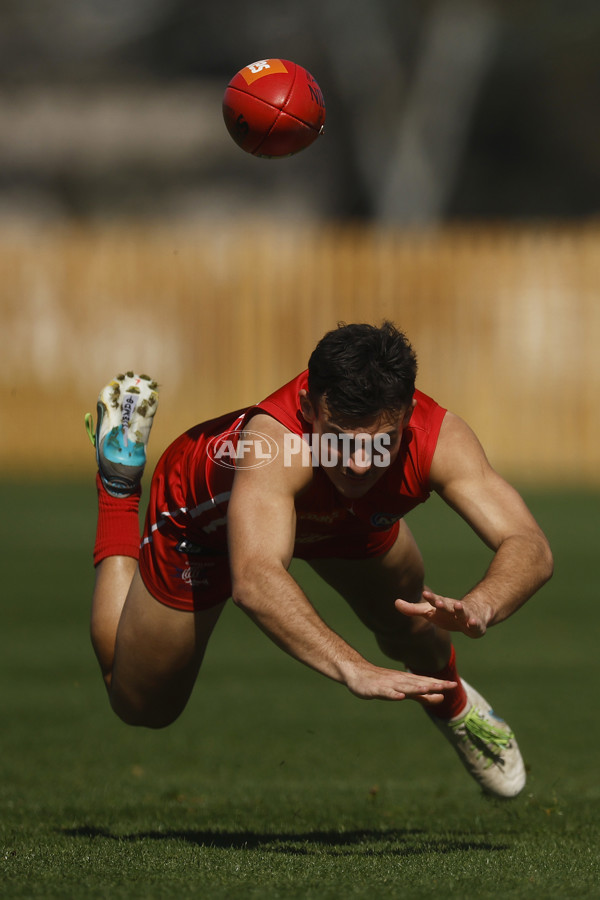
[227, 414, 456, 704]
[396, 412, 553, 637]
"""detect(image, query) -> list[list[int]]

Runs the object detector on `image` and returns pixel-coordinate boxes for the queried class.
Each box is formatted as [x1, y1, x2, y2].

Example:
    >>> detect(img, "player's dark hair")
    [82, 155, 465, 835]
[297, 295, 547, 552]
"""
[307, 321, 417, 422]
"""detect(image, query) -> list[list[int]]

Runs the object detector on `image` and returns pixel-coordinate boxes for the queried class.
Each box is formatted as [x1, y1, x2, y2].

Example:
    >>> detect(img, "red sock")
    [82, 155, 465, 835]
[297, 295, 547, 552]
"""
[412, 645, 468, 720]
[93, 473, 142, 567]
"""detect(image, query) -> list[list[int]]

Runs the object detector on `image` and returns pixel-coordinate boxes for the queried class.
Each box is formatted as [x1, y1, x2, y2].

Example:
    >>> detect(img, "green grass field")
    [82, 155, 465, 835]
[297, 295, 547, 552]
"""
[1, 481, 598, 899]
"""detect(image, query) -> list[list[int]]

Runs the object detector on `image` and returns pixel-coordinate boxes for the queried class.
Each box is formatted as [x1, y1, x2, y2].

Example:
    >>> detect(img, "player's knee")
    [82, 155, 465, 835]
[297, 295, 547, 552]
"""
[375, 630, 414, 661]
[396, 568, 425, 606]
[111, 704, 182, 730]
[109, 691, 184, 730]
[375, 617, 436, 661]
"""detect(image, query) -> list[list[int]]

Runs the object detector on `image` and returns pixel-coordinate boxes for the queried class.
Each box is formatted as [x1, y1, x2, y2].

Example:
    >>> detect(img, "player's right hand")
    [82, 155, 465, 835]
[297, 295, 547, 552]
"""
[343, 663, 456, 704]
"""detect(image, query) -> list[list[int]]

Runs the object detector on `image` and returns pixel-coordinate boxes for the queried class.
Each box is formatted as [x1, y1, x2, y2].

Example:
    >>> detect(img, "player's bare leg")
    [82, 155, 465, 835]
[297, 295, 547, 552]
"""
[91, 555, 138, 687]
[308, 521, 526, 798]
[109, 570, 225, 728]
[308, 520, 452, 673]
[91, 554, 225, 726]
[87, 372, 227, 728]
[86, 372, 159, 685]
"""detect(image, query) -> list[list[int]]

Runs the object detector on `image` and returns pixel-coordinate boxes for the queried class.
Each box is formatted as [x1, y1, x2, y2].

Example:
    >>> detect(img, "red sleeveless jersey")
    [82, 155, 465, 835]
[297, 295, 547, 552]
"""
[140, 370, 446, 609]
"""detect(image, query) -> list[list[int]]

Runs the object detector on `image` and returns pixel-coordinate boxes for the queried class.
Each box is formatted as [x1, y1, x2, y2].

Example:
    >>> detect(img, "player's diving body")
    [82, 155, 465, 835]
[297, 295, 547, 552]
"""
[87, 322, 553, 798]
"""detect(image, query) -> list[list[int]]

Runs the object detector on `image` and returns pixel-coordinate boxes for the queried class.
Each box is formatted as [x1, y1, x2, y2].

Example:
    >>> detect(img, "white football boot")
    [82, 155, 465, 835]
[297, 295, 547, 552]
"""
[429, 679, 526, 798]
[85, 372, 159, 497]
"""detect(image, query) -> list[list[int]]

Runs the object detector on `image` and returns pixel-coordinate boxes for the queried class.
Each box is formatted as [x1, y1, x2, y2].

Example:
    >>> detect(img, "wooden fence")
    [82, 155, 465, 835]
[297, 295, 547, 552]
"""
[1, 221, 598, 484]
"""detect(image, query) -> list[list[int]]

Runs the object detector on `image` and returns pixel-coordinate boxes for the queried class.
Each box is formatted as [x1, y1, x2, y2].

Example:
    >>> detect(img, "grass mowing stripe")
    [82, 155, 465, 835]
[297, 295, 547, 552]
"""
[1, 481, 599, 898]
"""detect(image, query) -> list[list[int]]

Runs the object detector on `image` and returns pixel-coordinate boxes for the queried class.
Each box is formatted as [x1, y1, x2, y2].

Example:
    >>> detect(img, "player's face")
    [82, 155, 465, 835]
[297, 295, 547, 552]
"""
[300, 393, 414, 499]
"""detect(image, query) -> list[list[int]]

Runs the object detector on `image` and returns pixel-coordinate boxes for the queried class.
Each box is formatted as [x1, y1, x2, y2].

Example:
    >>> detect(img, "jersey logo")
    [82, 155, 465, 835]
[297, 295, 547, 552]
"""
[176, 539, 224, 557]
[370, 512, 403, 528]
[181, 566, 210, 588]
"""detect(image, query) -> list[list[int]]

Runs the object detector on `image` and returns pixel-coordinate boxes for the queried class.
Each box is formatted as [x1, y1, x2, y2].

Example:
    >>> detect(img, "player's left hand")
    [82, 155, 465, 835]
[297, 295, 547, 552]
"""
[395, 590, 492, 638]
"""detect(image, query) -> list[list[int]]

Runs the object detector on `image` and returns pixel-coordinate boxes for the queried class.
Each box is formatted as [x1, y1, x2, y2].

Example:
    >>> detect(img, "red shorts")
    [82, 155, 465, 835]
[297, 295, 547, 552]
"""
[139, 424, 235, 613]
[139, 427, 400, 613]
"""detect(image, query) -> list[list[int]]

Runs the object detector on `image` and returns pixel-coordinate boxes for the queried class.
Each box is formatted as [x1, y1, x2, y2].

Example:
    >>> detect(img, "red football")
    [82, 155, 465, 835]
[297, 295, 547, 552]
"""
[222, 58, 326, 158]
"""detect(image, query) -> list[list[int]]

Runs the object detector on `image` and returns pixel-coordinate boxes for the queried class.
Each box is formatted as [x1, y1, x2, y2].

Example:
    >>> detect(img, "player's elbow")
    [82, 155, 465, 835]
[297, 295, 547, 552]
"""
[532, 531, 554, 587]
[540, 537, 554, 585]
[230, 567, 264, 612]
[230, 559, 282, 613]
[231, 580, 254, 611]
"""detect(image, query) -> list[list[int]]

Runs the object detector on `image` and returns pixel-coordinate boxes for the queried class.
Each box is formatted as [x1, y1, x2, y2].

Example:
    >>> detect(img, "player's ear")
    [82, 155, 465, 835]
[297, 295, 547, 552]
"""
[402, 398, 417, 427]
[299, 389, 317, 423]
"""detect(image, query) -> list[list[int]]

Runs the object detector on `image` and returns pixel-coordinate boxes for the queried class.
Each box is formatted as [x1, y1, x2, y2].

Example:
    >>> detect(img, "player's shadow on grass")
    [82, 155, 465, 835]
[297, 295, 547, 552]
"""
[62, 826, 509, 856]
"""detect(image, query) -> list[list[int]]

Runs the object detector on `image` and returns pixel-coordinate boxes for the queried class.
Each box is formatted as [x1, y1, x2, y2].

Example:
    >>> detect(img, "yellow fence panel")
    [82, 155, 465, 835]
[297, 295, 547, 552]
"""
[1, 222, 598, 484]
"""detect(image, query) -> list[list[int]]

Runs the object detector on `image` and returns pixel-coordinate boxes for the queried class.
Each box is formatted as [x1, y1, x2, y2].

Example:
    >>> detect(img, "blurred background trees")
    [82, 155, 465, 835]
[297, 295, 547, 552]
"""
[1, 0, 599, 224]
